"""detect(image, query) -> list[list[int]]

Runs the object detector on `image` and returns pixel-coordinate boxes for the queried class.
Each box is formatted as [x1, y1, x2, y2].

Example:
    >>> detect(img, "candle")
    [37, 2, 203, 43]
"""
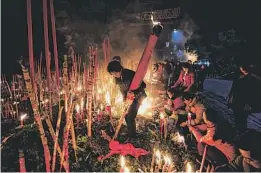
[163, 155, 171, 172]
[75, 104, 80, 128]
[119, 156, 125, 172]
[160, 113, 164, 138]
[155, 150, 161, 171]
[20, 113, 27, 127]
[187, 112, 192, 125]
[186, 162, 193, 173]
[150, 148, 155, 172]
[164, 117, 168, 142]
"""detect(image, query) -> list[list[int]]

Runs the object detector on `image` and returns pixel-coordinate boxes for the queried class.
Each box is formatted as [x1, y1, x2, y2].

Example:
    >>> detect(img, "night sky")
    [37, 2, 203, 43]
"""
[1, 0, 260, 76]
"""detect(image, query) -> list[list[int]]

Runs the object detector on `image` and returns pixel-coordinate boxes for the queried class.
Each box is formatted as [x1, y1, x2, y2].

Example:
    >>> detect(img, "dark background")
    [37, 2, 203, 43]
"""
[1, 0, 260, 76]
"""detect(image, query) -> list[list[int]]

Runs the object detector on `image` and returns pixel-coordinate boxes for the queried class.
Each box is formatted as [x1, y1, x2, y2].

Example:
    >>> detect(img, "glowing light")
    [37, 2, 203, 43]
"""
[20, 113, 27, 120]
[77, 85, 82, 91]
[115, 93, 123, 104]
[80, 98, 84, 111]
[151, 15, 160, 26]
[160, 112, 165, 119]
[177, 132, 185, 144]
[183, 49, 198, 63]
[138, 98, 152, 115]
[75, 104, 80, 113]
[124, 167, 130, 173]
[120, 156, 125, 168]
[105, 91, 111, 105]
[155, 150, 161, 164]
[164, 155, 171, 166]
[186, 162, 193, 173]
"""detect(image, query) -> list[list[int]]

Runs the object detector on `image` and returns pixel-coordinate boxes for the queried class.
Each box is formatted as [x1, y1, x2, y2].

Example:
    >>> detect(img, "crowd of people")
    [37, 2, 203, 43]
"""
[107, 56, 261, 172]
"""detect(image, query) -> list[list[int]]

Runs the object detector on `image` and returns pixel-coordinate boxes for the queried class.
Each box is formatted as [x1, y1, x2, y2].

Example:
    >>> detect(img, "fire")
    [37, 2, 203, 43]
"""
[20, 113, 27, 120]
[115, 93, 123, 104]
[105, 91, 111, 105]
[183, 49, 198, 63]
[137, 97, 152, 115]
[151, 15, 160, 26]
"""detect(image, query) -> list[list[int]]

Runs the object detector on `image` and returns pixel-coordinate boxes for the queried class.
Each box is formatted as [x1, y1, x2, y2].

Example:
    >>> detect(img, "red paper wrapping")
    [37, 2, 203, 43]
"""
[98, 140, 149, 161]
[19, 150, 26, 172]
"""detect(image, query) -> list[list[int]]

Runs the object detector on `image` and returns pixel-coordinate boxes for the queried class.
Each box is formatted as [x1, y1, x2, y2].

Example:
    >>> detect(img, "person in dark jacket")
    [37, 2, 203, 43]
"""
[215, 130, 261, 172]
[107, 60, 147, 141]
[197, 65, 208, 92]
[227, 62, 261, 135]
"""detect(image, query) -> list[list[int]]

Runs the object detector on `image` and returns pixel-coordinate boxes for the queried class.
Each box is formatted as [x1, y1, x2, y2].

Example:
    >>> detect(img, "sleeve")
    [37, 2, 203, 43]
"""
[191, 105, 205, 126]
[215, 156, 244, 172]
[200, 123, 216, 143]
[189, 125, 204, 142]
[172, 98, 185, 111]
[185, 72, 195, 91]
[173, 71, 183, 88]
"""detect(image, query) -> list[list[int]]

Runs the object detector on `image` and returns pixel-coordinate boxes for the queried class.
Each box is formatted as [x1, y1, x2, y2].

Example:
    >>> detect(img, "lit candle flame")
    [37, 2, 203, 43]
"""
[155, 150, 161, 163]
[151, 15, 160, 26]
[75, 104, 80, 113]
[80, 98, 84, 111]
[160, 113, 165, 119]
[20, 113, 27, 120]
[77, 85, 82, 91]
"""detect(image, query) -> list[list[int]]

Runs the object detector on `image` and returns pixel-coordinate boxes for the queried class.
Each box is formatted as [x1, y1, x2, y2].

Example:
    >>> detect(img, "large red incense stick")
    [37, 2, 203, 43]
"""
[43, 0, 52, 119]
[50, 0, 60, 86]
[113, 24, 163, 140]
[26, 0, 37, 93]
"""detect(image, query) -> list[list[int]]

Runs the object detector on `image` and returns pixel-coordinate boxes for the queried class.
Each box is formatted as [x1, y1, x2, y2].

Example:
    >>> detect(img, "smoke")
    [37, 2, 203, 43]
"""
[107, 17, 149, 65]
[55, 3, 151, 66]
[178, 13, 200, 44]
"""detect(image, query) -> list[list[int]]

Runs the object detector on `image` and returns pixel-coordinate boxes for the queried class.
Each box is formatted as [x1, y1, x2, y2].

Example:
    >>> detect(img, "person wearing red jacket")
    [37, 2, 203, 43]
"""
[172, 62, 196, 93]
[215, 130, 261, 172]
[187, 108, 238, 166]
